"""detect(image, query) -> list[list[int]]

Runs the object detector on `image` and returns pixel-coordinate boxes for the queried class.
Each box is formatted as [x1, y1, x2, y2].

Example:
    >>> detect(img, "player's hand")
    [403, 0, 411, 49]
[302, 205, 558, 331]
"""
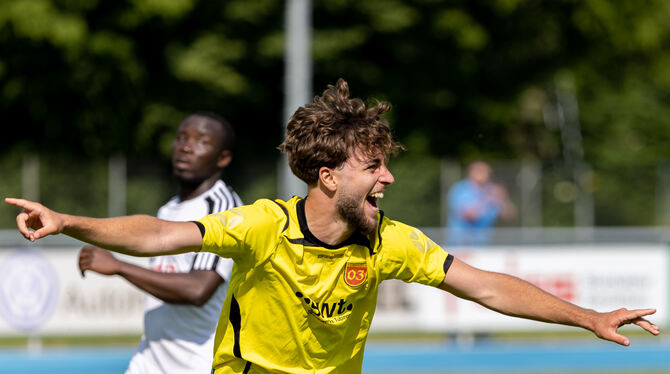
[78, 245, 122, 277]
[592, 308, 659, 346]
[4, 198, 64, 242]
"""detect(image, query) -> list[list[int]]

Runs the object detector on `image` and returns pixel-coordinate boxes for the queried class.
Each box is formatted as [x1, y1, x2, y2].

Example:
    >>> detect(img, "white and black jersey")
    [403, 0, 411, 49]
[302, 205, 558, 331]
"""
[202, 181, 243, 215]
[125, 180, 242, 374]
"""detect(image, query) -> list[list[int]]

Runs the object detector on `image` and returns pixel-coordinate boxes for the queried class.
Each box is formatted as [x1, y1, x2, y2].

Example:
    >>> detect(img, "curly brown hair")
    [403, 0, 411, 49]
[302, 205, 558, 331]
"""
[278, 79, 405, 185]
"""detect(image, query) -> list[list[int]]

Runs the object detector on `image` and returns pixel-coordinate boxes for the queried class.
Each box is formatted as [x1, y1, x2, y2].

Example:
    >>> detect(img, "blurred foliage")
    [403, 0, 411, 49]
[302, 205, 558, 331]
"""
[0, 154, 22, 227]
[0, 0, 285, 162]
[383, 137, 442, 227]
[125, 158, 174, 216]
[40, 156, 108, 217]
[2, 0, 670, 227]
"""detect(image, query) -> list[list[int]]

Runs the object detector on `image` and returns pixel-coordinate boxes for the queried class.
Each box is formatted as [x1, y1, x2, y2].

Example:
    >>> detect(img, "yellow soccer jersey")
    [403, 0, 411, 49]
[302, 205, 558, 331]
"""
[197, 196, 452, 374]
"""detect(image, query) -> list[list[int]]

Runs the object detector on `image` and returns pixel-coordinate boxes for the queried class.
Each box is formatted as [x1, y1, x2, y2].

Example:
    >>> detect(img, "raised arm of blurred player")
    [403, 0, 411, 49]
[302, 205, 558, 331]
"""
[439, 257, 660, 346]
[79, 246, 221, 306]
[6, 198, 202, 256]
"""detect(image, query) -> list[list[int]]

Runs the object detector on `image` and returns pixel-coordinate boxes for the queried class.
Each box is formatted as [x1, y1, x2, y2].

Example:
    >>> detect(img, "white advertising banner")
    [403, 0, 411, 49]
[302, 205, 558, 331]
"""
[372, 244, 669, 333]
[0, 246, 146, 336]
[0, 244, 667, 336]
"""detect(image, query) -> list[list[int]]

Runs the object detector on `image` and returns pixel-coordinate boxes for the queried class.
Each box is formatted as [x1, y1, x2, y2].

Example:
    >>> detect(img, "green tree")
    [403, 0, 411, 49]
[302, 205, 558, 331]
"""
[3, 0, 670, 226]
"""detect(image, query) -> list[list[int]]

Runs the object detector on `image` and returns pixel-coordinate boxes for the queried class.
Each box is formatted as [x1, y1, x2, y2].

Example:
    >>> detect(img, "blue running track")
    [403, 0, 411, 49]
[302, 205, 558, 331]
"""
[0, 339, 668, 374]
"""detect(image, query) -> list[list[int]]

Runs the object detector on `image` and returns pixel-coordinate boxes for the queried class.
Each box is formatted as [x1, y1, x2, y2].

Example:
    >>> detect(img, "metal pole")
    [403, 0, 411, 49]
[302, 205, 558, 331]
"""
[22, 154, 40, 201]
[555, 73, 594, 228]
[279, 0, 311, 200]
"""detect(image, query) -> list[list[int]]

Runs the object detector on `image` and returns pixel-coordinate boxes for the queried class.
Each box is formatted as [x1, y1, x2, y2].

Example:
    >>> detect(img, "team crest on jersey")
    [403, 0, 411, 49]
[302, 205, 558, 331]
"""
[344, 262, 367, 287]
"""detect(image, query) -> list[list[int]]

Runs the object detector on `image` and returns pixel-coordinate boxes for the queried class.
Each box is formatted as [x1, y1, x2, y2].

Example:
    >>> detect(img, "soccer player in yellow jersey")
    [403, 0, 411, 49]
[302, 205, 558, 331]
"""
[6, 79, 660, 374]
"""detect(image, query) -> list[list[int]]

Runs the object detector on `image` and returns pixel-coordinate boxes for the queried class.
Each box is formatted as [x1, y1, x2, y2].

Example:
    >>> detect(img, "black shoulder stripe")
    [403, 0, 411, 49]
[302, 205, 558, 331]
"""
[205, 196, 215, 215]
[221, 190, 230, 211]
[220, 186, 235, 211]
[268, 199, 290, 233]
[213, 188, 226, 212]
[444, 254, 454, 274]
[193, 252, 217, 270]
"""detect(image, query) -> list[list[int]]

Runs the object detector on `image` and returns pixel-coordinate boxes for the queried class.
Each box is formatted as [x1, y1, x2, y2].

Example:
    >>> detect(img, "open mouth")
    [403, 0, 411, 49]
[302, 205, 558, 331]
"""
[366, 192, 384, 209]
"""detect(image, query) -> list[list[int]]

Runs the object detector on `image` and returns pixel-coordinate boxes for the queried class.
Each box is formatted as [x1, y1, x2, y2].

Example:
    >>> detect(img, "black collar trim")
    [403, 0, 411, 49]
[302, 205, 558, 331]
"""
[372, 209, 384, 255]
[295, 198, 371, 250]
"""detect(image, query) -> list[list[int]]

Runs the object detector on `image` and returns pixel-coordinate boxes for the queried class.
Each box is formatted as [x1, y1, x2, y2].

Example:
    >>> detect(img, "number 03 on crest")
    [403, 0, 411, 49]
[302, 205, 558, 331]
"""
[344, 263, 367, 287]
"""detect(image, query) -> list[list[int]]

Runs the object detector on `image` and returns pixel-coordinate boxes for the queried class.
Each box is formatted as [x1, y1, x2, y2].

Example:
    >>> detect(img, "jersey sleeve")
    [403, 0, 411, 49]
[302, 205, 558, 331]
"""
[376, 218, 450, 287]
[196, 199, 286, 267]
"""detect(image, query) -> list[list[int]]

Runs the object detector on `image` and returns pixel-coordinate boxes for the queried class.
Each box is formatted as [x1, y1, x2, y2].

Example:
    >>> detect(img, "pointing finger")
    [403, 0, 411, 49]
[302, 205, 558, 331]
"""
[16, 211, 32, 240]
[625, 308, 656, 317]
[634, 318, 660, 335]
[5, 198, 32, 209]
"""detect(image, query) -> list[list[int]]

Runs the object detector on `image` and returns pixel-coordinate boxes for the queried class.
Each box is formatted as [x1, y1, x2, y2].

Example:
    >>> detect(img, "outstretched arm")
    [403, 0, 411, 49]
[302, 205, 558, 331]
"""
[6, 198, 202, 256]
[439, 257, 660, 346]
[79, 246, 222, 306]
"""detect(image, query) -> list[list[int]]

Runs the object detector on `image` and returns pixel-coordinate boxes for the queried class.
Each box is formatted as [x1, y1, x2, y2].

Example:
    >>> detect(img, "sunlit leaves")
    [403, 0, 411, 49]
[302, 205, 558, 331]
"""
[128, 0, 195, 19]
[434, 9, 488, 50]
[135, 103, 186, 157]
[573, 0, 670, 53]
[313, 28, 368, 60]
[168, 34, 248, 94]
[87, 31, 144, 82]
[0, 0, 87, 49]
[359, 0, 419, 32]
[225, 0, 277, 24]
[257, 31, 284, 58]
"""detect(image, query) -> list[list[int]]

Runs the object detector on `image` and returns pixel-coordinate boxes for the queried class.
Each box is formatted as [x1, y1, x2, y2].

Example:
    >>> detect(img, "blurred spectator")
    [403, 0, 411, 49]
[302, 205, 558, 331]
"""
[447, 161, 516, 245]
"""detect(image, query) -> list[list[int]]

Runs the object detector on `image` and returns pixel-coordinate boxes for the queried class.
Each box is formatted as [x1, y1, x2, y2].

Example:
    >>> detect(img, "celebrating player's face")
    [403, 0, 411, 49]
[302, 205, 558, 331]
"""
[334, 150, 394, 234]
[172, 115, 226, 184]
